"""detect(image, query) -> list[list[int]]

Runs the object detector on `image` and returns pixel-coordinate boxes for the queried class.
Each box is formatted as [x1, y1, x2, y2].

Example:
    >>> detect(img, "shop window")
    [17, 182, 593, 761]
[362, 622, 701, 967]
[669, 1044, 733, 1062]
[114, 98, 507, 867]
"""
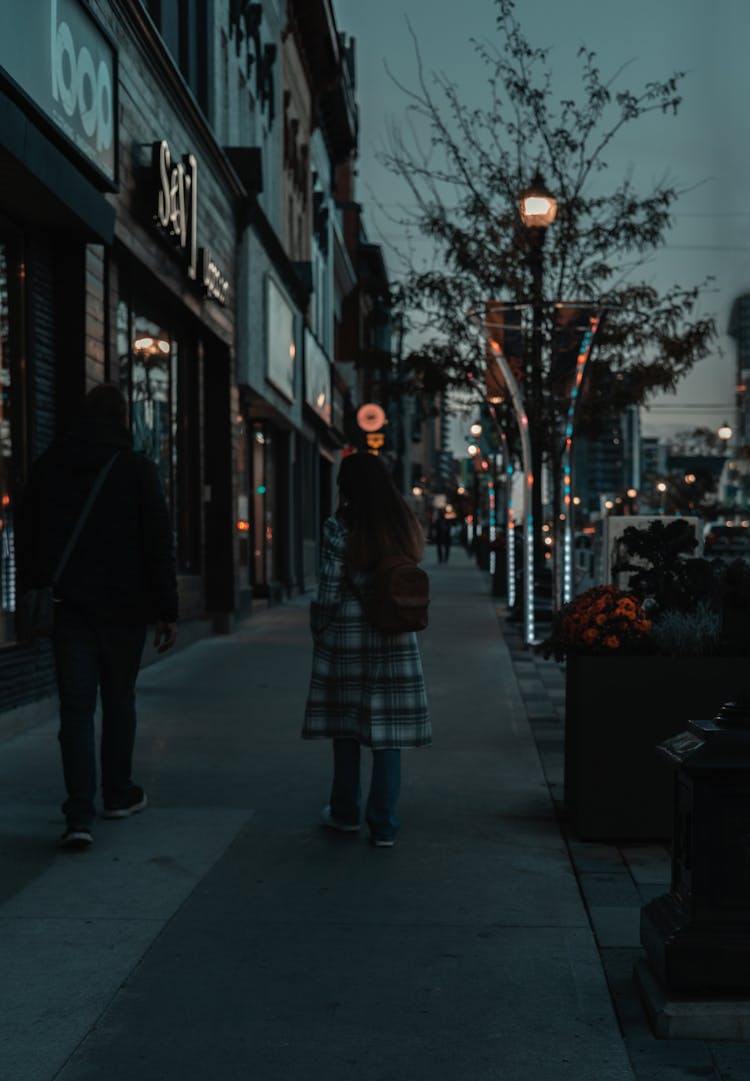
[235, 415, 251, 585]
[116, 293, 201, 575]
[252, 422, 277, 592]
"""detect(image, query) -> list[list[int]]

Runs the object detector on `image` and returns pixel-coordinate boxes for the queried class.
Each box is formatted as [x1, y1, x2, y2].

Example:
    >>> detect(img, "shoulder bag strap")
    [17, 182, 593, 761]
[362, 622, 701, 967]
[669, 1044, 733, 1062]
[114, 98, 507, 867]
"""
[52, 453, 119, 584]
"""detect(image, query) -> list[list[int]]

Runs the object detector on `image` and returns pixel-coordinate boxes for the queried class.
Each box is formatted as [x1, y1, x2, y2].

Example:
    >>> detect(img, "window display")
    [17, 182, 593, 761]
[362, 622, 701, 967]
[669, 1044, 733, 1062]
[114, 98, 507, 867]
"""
[117, 289, 200, 575]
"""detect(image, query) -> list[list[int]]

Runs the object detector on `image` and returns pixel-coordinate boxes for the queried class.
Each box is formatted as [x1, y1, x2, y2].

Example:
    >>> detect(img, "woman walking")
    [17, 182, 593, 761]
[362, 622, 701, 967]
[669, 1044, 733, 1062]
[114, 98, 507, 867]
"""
[303, 453, 431, 847]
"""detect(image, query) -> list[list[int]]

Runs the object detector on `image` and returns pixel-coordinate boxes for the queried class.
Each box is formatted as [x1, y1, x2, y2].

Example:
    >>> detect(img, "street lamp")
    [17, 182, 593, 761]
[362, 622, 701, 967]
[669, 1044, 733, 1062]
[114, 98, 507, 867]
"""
[519, 173, 557, 585]
[656, 480, 668, 514]
[469, 422, 483, 437]
[519, 173, 559, 229]
[718, 421, 733, 444]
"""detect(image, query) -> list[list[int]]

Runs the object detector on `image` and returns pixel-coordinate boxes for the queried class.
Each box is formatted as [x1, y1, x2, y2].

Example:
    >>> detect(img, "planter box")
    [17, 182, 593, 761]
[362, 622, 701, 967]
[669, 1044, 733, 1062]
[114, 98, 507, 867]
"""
[564, 654, 750, 841]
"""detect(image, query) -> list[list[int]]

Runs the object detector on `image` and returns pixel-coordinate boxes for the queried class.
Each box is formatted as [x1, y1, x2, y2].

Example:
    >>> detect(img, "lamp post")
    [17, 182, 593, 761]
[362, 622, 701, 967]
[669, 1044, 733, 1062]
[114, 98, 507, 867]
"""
[519, 172, 557, 582]
[656, 480, 668, 515]
[718, 422, 734, 513]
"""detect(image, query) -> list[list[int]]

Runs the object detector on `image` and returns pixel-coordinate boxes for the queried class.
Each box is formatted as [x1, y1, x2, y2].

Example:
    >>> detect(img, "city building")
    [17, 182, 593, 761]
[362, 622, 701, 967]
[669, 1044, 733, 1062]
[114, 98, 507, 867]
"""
[0, 0, 380, 725]
[729, 293, 750, 446]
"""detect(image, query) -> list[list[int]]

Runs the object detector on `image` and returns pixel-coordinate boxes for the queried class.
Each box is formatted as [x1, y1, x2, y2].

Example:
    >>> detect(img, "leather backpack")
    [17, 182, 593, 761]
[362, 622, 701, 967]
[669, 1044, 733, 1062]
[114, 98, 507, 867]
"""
[348, 555, 430, 634]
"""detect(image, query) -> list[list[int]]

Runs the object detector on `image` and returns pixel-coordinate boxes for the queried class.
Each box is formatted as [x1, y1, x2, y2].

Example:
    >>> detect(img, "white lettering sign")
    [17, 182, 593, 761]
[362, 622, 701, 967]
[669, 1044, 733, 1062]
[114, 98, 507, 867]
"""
[200, 249, 230, 306]
[154, 140, 198, 280]
[50, 0, 113, 153]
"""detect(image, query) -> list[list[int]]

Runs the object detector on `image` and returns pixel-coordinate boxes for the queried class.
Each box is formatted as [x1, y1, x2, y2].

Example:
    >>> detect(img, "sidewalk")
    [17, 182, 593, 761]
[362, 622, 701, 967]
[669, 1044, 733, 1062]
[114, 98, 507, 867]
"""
[503, 619, 750, 1080]
[0, 550, 647, 1081]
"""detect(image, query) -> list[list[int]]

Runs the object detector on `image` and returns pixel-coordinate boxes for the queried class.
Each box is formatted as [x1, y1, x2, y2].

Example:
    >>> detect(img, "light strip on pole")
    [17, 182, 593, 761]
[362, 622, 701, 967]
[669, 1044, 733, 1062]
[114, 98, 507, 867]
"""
[561, 315, 600, 604]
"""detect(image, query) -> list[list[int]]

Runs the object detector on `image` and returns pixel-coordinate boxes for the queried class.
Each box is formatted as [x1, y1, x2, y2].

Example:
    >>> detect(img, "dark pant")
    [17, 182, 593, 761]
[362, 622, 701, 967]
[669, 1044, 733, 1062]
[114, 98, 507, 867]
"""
[53, 604, 146, 827]
[330, 738, 401, 841]
[436, 540, 451, 563]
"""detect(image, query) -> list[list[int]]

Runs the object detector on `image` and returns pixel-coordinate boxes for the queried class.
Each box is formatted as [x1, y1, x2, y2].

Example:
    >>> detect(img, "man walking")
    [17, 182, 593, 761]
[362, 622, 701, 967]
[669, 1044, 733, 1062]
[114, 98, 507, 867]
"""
[16, 384, 178, 850]
[435, 511, 453, 564]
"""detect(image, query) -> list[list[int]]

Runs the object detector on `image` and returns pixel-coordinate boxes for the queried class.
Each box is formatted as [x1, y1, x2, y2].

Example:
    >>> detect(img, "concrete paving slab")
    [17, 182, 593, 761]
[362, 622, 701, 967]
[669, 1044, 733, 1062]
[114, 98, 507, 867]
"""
[620, 845, 671, 887]
[55, 920, 634, 1081]
[637, 883, 671, 905]
[0, 809, 250, 1081]
[566, 841, 626, 874]
[578, 871, 643, 909]
[0, 808, 252, 919]
[589, 906, 642, 948]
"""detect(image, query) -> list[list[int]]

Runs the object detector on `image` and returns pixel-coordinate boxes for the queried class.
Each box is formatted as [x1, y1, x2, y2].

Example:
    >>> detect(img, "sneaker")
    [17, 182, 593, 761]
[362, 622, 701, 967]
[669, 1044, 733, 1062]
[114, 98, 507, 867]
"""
[320, 805, 359, 832]
[60, 825, 93, 850]
[370, 837, 396, 848]
[102, 787, 148, 819]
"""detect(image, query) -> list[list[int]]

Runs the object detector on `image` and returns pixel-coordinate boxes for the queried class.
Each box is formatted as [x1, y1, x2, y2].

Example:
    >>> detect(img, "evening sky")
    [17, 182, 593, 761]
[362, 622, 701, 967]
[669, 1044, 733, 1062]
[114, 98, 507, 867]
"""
[333, 0, 750, 440]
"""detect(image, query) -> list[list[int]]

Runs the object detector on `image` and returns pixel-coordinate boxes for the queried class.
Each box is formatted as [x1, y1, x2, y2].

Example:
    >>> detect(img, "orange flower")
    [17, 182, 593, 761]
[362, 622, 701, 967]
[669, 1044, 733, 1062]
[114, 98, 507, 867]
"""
[604, 635, 620, 649]
[595, 613, 607, 626]
[583, 628, 598, 644]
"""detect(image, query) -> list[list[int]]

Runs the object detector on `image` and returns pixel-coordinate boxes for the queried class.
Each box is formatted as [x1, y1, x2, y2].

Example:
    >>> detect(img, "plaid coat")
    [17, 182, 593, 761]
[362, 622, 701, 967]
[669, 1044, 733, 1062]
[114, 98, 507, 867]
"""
[303, 515, 431, 749]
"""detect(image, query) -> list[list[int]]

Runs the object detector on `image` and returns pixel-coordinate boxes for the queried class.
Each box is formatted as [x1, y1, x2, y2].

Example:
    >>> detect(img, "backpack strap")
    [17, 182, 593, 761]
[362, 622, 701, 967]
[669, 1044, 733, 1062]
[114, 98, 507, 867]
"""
[52, 453, 119, 584]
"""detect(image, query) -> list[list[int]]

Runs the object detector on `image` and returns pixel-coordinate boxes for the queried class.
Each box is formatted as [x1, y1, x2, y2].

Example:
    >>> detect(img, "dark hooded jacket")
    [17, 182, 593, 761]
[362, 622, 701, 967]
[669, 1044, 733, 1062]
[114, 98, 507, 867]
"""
[15, 417, 178, 625]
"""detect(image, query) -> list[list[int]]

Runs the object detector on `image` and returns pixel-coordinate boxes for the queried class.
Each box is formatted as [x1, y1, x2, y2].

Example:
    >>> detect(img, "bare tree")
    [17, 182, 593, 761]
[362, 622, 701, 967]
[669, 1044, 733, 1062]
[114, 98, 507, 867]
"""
[379, 0, 716, 570]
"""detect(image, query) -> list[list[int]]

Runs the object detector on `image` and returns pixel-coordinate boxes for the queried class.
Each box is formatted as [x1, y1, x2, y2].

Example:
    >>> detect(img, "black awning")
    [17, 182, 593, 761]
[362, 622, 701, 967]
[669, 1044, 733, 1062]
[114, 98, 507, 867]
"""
[0, 88, 115, 245]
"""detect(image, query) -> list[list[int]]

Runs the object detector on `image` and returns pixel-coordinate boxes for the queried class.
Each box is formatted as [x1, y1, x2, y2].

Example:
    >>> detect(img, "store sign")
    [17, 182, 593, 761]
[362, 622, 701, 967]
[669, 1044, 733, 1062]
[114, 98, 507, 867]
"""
[0, 0, 116, 184]
[199, 248, 230, 307]
[152, 140, 231, 305]
[154, 139, 198, 280]
[357, 403, 386, 432]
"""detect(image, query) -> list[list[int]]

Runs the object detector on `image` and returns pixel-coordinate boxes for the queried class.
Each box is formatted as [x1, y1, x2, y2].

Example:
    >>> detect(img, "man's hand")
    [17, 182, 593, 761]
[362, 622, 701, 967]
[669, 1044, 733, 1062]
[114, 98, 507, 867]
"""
[153, 620, 177, 653]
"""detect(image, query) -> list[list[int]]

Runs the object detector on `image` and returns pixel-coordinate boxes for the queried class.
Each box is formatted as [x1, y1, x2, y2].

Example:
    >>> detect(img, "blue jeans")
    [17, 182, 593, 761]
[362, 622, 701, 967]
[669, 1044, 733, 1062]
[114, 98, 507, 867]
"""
[53, 604, 146, 828]
[330, 738, 401, 842]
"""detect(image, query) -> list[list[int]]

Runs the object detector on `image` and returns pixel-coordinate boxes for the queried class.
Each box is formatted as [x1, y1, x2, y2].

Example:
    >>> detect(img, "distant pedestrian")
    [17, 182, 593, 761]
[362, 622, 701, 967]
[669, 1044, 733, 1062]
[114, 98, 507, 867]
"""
[16, 384, 178, 850]
[303, 453, 431, 847]
[435, 510, 452, 563]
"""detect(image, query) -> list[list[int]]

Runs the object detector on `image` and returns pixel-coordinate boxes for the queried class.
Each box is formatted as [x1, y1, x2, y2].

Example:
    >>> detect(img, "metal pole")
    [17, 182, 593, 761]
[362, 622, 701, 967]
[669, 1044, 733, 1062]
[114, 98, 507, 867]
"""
[469, 310, 535, 644]
[529, 232, 546, 583]
[559, 314, 601, 604]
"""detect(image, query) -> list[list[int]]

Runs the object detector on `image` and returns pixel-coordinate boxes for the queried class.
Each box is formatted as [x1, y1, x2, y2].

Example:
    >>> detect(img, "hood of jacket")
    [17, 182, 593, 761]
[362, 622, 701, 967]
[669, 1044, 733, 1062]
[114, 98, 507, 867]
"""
[53, 417, 134, 476]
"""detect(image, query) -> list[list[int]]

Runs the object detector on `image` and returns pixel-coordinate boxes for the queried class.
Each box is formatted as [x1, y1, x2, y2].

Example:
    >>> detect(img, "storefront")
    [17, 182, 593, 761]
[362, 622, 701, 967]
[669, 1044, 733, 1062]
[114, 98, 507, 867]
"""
[0, 0, 117, 707]
[0, 0, 243, 719]
[236, 208, 309, 604]
[107, 106, 240, 629]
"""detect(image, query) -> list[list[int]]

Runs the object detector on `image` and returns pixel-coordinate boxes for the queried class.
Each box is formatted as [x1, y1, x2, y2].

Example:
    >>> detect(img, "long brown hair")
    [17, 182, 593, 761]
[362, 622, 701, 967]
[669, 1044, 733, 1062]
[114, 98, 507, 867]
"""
[337, 453, 424, 571]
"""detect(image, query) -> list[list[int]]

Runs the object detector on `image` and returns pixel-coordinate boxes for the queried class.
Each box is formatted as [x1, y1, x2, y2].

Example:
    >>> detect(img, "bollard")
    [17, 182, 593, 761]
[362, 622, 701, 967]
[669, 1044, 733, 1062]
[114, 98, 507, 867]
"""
[640, 698, 750, 994]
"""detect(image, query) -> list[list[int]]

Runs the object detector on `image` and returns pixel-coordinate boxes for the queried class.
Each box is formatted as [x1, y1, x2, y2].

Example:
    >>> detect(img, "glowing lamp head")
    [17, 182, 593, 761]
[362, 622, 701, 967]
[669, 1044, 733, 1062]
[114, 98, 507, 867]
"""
[718, 422, 733, 442]
[469, 422, 482, 437]
[627, 488, 637, 498]
[467, 444, 479, 457]
[657, 482, 667, 493]
[519, 172, 558, 229]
